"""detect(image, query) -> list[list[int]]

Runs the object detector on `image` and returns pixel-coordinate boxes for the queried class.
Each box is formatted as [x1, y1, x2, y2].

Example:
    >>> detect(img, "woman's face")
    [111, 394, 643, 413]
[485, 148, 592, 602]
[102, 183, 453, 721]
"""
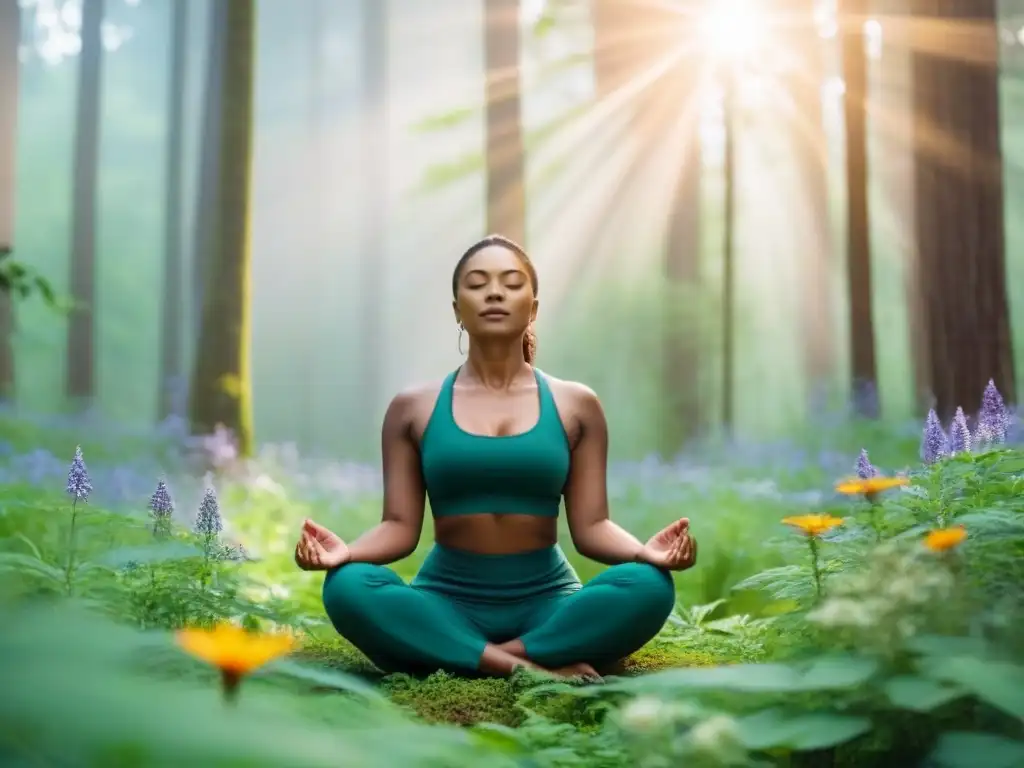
[453, 245, 537, 341]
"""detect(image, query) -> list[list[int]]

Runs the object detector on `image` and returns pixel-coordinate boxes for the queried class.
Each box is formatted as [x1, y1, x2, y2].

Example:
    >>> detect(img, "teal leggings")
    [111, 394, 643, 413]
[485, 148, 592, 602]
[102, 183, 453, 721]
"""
[321, 543, 676, 674]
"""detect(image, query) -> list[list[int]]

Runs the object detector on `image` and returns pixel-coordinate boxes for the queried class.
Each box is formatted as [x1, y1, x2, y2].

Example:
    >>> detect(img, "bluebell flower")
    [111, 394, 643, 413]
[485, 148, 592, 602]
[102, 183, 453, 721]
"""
[948, 407, 972, 455]
[976, 379, 1010, 447]
[855, 449, 878, 479]
[194, 487, 223, 537]
[66, 446, 93, 502]
[920, 409, 949, 464]
[149, 479, 174, 535]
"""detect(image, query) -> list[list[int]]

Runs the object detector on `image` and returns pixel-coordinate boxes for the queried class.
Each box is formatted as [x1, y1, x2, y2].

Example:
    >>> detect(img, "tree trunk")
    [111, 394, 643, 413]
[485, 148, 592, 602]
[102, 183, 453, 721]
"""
[484, 0, 526, 244]
[357, 0, 388, 447]
[660, 5, 703, 455]
[0, 0, 20, 402]
[66, 0, 104, 408]
[191, 0, 227, 345]
[911, 0, 1015, 419]
[158, 0, 189, 421]
[595, 0, 703, 455]
[781, 0, 836, 404]
[877, 0, 929, 413]
[188, 0, 256, 455]
[302, 0, 326, 450]
[840, 0, 879, 417]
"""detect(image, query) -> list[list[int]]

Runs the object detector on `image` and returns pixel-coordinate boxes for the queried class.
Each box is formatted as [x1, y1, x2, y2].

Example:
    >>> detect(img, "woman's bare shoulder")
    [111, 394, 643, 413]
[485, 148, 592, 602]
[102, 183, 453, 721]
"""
[385, 378, 448, 435]
[541, 372, 600, 406]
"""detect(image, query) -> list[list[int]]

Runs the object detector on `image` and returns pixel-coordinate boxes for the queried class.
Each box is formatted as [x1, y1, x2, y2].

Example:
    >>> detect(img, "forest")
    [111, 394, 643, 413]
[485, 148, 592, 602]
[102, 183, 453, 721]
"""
[1, 0, 1023, 766]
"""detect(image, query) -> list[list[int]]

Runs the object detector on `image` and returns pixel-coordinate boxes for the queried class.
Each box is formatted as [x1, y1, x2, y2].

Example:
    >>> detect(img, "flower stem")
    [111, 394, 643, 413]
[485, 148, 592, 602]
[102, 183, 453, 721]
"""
[808, 536, 822, 600]
[221, 669, 241, 705]
[64, 498, 78, 595]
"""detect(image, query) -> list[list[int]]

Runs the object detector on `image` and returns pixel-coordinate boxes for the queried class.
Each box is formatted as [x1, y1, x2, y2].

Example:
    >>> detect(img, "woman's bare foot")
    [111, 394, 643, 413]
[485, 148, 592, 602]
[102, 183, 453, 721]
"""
[549, 662, 602, 681]
[493, 640, 602, 681]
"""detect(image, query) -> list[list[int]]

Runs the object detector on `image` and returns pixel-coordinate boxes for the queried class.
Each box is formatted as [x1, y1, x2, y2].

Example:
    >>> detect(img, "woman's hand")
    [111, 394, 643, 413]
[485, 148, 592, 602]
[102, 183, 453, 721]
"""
[641, 517, 697, 571]
[294, 519, 350, 571]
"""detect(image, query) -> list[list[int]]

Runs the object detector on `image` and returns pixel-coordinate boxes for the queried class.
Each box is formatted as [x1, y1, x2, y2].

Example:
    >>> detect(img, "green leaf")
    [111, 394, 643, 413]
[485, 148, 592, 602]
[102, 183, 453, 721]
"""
[609, 655, 878, 694]
[929, 732, 1024, 768]
[469, 723, 528, 754]
[734, 709, 872, 751]
[0, 551, 66, 584]
[266, 660, 388, 703]
[883, 675, 963, 712]
[919, 656, 1024, 720]
[410, 105, 478, 133]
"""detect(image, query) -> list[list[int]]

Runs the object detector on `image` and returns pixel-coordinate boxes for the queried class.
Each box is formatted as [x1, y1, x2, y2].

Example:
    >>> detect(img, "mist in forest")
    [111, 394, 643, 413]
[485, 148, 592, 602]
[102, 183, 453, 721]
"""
[4, 0, 1024, 461]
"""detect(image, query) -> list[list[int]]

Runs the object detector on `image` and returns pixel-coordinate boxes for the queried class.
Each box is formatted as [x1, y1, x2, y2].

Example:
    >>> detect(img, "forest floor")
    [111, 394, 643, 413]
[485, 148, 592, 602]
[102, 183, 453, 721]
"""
[2, 409, 1022, 767]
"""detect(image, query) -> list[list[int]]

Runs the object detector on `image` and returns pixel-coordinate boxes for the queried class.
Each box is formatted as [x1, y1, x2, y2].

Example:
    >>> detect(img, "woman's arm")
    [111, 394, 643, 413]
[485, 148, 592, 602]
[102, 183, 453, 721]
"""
[563, 384, 650, 565]
[345, 391, 426, 565]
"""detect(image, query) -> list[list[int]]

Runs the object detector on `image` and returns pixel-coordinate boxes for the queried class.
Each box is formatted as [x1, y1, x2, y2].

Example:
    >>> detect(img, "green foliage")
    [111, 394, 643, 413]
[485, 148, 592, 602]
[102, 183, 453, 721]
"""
[0, 248, 64, 309]
[2, 430, 1024, 765]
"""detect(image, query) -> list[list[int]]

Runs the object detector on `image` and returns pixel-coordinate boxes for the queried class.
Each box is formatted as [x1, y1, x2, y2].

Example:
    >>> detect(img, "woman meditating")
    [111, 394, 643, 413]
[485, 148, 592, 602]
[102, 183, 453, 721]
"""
[294, 235, 697, 679]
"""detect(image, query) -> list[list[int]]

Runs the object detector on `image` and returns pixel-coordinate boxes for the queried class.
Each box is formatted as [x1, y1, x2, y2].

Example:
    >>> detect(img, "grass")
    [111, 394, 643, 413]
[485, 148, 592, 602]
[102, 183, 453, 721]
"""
[2, 406, 1024, 767]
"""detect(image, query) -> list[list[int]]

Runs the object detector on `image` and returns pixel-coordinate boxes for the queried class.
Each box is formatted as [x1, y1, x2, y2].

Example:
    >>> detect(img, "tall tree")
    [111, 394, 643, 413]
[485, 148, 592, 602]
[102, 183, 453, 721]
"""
[660, 6, 703, 453]
[876, 0, 929, 412]
[357, 0, 388, 446]
[191, 0, 227, 345]
[157, 0, 189, 421]
[188, 0, 256, 455]
[66, 0, 104, 408]
[484, 0, 526, 243]
[910, 0, 1015, 418]
[594, 0, 703, 455]
[781, 0, 836, 402]
[0, 0, 20, 401]
[840, 0, 879, 416]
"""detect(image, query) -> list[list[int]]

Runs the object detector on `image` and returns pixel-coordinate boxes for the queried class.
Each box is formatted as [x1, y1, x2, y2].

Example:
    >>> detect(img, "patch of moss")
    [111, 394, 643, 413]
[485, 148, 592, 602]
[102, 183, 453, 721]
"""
[383, 671, 524, 727]
[295, 634, 381, 679]
[620, 642, 723, 674]
[297, 632, 738, 727]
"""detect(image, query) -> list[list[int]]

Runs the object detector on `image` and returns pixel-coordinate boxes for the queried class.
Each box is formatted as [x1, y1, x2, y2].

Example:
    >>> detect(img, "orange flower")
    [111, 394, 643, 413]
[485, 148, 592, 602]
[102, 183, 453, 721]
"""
[176, 623, 296, 700]
[782, 515, 844, 537]
[924, 527, 967, 552]
[835, 476, 909, 496]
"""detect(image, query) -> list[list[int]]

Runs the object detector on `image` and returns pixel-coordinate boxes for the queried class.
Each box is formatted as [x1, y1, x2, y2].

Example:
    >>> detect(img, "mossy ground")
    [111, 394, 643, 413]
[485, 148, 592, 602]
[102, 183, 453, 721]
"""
[298, 633, 729, 727]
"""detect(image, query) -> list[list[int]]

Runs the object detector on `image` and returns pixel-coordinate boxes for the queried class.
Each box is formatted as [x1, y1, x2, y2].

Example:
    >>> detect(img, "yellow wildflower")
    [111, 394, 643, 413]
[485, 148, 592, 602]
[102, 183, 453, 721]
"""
[782, 514, 844, 537]
[924, 527, 967, 552]
[176, 623, 296, 700]
[835, 476, 909, 496]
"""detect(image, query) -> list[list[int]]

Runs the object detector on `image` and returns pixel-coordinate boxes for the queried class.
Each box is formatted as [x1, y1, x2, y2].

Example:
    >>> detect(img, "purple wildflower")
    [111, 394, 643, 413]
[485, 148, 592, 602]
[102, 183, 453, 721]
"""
[149, 480, 174, 536]
[976, 379, 1010, 447]
[855, 449, 878, 479]
[194, 487, 223, 538]
[920, 409, 949, 464]
[948, 407, 972, 455]
[66, 446, 92, 502]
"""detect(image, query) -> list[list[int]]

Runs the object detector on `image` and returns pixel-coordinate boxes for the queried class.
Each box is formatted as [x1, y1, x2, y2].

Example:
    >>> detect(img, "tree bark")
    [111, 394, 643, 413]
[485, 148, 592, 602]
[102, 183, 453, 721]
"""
[911, 0, 1015, 419]
[0, 0, 20, 401]
[484, 0, 526, 244]
[158, 0, 189, 421]
[840, 0, 879, 416]
[876, 0, 930, 413]
[66, 0, 104, 408]
[191, 0, 227, 345]
[188, 0, 256, 455]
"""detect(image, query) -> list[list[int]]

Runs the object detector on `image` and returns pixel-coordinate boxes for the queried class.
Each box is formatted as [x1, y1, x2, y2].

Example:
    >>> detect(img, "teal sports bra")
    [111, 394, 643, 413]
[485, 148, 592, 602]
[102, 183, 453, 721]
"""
[420, 367, 570, 518]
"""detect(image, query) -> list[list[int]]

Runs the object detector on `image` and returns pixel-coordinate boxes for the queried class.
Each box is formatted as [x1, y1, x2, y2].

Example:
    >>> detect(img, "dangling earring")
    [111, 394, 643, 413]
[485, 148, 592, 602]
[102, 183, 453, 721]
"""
[457, 323, 465, 355]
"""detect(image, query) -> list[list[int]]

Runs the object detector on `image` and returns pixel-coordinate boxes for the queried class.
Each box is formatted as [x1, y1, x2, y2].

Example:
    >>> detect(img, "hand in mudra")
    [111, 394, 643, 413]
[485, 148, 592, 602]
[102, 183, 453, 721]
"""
[642, 517, 697, 571]
[294, 519, 350, 571]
